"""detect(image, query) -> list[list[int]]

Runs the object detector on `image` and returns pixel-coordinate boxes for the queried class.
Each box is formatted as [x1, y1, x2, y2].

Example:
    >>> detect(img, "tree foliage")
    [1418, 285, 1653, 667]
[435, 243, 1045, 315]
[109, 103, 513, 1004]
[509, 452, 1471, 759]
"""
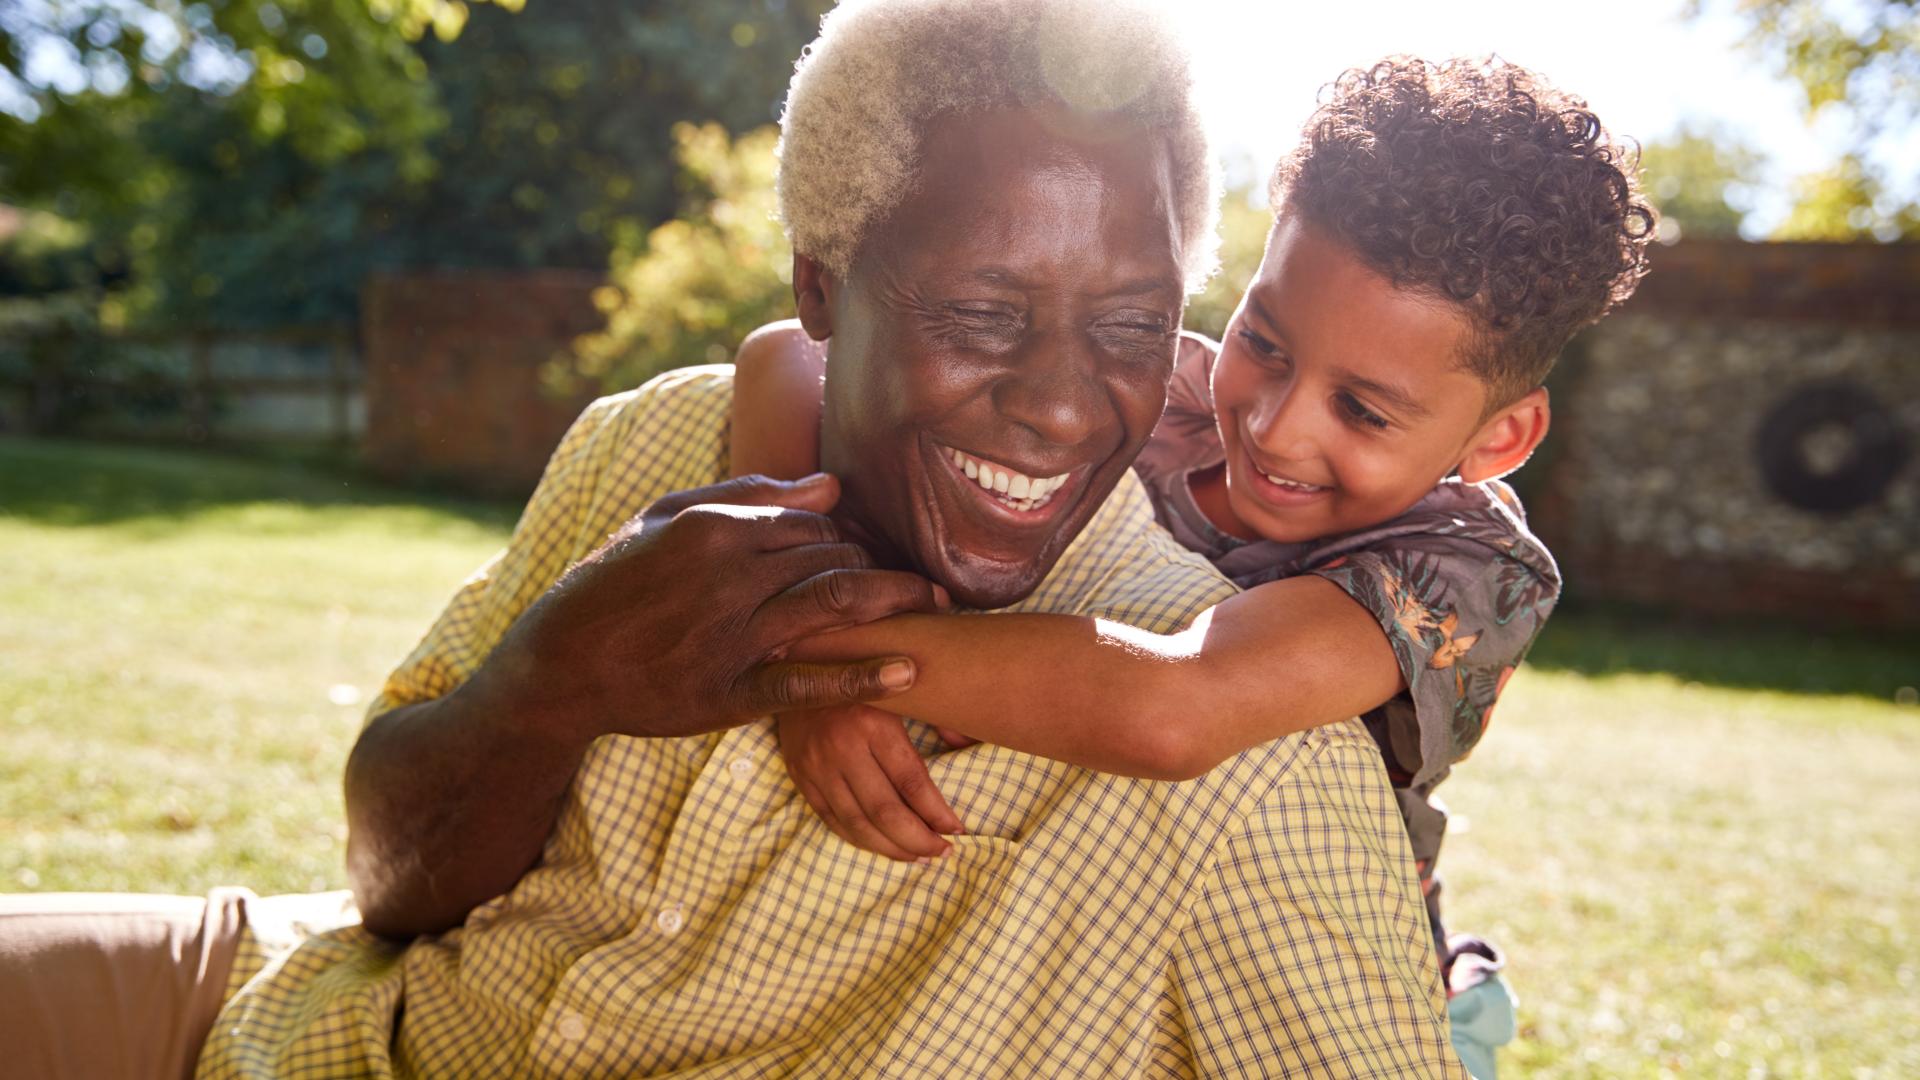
[0, 0, 832, 328]
[1694, 0, 1919, 239]
[1773, 155, 1920, 239]
[1185, 176, 1272, 341]
[1638, 124, 1764, 240]
[561, 122, 790, 393]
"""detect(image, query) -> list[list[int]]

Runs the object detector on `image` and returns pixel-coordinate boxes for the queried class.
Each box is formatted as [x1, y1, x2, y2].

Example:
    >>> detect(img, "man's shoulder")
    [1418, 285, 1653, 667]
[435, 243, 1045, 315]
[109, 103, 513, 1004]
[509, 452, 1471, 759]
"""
[558, 364, 735, 496]
[579, 363, 735, 440]
[1020, 471, 1236, 633]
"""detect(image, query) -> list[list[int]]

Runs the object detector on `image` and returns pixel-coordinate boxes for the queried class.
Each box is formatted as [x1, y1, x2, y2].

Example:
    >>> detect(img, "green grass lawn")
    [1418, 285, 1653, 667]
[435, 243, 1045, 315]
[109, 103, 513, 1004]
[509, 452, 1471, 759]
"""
[3, 436, 1917, 1077]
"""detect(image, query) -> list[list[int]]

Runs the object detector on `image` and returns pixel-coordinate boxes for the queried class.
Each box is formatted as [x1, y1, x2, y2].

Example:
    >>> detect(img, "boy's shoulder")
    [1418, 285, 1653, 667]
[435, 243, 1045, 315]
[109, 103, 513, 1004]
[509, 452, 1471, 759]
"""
[1332, 477, 1560, 589]
[1207, 476, 1559, 595]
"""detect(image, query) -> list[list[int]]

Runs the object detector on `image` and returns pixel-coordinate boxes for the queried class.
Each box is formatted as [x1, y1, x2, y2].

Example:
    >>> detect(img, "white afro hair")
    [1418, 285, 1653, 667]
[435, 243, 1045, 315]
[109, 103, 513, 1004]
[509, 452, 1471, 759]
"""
[776, 0, 1219, 292]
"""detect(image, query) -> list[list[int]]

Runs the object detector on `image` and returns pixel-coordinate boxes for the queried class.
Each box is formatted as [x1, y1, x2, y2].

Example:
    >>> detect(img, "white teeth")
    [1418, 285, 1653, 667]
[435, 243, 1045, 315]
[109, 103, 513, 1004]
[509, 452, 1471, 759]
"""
[1260, 469, 1322, 492]
[943, 446, 1071, 511]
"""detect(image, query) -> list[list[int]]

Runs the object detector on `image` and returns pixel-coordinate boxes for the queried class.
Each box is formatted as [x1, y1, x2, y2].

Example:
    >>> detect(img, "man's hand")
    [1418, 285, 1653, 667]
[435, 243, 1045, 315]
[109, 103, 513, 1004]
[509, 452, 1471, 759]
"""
[777, 705, 965, 861]
[478, 472, 947, 746]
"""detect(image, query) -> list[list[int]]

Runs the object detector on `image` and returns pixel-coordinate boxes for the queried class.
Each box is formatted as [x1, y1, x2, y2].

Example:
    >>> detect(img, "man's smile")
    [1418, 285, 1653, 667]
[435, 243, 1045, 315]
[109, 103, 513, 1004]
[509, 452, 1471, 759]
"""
[939, 444, 1074, 513]
[927, 437, 1085, 532]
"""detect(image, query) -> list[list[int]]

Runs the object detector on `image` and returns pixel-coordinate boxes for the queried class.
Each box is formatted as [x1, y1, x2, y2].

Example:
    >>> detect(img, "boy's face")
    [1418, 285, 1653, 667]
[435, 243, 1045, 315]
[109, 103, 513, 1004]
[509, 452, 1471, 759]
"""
[1206, 212, 1498, 544]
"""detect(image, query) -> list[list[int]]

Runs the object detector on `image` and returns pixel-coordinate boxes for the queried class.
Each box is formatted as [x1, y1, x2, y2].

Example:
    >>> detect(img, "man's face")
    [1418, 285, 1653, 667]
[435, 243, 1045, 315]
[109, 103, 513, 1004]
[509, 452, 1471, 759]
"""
[813, 109, 1186, 608]
[1204, 212, 1492, 544]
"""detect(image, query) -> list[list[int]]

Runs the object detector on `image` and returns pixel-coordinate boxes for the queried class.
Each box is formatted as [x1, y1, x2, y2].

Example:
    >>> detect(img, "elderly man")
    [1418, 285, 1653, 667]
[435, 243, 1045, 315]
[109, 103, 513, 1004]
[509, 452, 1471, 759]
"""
[2, 1, 1463, 1076]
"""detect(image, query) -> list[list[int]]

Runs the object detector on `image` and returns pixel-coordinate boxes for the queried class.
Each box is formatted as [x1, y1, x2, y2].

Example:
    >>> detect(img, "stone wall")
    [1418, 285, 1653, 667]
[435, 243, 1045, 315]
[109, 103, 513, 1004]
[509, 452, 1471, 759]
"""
[1532, 240, 1920, 629]
[360, 270, 603, 497]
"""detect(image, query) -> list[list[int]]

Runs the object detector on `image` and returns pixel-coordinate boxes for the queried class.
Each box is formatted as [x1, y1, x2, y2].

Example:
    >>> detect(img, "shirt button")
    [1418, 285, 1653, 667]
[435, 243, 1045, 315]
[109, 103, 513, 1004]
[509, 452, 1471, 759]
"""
[555, 1011, 588, 1042]
[656, 905, 686, 934]
[728, 756, 754, 780]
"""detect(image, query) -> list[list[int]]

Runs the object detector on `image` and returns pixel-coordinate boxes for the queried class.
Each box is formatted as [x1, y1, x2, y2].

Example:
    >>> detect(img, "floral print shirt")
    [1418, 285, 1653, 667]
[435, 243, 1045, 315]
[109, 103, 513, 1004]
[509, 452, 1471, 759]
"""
[1133, 334, 1562, 878]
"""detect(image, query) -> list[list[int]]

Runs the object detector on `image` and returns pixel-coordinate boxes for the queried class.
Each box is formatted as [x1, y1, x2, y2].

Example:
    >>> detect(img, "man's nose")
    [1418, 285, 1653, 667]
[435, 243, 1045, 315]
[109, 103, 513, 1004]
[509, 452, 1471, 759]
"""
[990, 330, 1107, 447]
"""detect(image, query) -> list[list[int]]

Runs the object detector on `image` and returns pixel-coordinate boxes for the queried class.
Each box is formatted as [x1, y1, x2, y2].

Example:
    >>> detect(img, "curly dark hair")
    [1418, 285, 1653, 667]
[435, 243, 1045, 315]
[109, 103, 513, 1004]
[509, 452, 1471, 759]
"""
[1273, 56, 1657, 407]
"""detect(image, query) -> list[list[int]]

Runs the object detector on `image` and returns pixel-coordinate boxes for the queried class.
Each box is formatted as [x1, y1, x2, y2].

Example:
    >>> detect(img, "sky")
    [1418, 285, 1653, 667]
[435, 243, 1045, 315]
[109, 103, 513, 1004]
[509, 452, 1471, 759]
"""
[1166, 0, 1894, 236]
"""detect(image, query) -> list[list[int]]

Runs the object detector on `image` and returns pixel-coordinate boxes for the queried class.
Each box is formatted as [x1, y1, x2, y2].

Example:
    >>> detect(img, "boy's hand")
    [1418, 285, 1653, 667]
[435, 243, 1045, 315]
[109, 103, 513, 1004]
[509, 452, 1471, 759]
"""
[776, 705, 965, 861]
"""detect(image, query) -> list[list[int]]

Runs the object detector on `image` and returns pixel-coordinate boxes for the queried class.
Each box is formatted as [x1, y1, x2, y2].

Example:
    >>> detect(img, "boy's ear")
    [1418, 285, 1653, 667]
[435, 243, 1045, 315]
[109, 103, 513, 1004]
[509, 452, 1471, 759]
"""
[1458, 387, 1551, 483]
[792, 254, 836, 342]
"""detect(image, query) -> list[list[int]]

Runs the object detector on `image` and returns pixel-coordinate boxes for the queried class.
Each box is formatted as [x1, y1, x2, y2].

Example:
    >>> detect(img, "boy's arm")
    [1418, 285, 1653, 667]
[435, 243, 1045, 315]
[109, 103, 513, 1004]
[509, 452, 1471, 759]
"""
[730, 319, 828, 480]
[790, 575, 1403, 782]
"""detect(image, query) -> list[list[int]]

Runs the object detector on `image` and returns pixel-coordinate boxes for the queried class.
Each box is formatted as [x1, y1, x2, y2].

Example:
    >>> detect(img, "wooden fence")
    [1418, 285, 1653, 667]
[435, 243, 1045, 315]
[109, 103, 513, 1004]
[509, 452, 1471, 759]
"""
[0, 326, 361, 445]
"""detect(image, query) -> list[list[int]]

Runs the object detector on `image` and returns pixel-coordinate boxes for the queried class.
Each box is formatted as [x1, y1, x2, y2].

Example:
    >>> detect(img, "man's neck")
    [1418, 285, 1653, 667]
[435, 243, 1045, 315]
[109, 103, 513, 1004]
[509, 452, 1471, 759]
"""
[828, 500, 912, 574]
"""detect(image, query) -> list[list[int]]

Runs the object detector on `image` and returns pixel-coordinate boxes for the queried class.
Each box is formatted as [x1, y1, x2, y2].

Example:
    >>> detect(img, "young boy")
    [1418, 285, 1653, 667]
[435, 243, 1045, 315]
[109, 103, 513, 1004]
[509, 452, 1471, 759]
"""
[729, 55, 1654, 1075]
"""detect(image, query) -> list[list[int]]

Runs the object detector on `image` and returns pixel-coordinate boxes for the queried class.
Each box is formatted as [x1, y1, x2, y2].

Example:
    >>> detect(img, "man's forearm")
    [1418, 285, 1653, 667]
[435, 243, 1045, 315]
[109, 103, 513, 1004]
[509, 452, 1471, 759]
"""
[344, 665, 593, 940]
[342, 470, 942, 939]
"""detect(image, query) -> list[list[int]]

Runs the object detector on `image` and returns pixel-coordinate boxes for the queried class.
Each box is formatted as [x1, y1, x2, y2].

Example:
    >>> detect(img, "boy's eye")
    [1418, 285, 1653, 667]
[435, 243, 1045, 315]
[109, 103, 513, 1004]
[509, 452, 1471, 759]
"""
[1337, 391, 1391, 430]
[1234, 328, 1283, 360]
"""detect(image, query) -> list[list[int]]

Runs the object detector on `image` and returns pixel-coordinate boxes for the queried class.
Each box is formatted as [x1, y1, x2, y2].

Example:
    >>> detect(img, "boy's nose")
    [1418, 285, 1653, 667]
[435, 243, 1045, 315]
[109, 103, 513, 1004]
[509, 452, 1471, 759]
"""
[1248, 382, 1320, 462]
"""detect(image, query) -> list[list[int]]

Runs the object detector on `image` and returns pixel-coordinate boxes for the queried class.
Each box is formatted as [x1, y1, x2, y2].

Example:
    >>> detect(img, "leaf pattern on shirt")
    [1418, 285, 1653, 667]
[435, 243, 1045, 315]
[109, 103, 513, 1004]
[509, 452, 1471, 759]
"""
[1450, 663, 1518, 764]
[1323, 548, 1465, 702]
[1491, 553, 1554, 627]
[1427, 612, 1482, 671]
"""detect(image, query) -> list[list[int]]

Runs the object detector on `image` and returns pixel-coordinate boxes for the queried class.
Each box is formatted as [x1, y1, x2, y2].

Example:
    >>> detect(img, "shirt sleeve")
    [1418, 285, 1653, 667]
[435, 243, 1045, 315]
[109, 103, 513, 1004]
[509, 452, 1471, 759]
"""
[362, 396, 622, 721]
[1307, 530, 1558, 789]
[1169, 722, 1466, 1077]
[1132, 331, 1222, 490]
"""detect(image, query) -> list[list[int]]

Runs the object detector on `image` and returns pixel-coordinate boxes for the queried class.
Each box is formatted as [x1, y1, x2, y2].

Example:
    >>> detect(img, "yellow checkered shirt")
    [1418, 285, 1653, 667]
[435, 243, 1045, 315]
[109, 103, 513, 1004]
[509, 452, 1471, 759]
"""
[198, 366, 1462, 1078]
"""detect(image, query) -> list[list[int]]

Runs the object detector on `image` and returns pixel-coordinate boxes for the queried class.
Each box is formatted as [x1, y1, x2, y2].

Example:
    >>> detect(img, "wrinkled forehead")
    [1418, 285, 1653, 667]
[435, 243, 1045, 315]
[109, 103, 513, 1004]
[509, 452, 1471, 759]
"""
[857, 108, 1183, 288]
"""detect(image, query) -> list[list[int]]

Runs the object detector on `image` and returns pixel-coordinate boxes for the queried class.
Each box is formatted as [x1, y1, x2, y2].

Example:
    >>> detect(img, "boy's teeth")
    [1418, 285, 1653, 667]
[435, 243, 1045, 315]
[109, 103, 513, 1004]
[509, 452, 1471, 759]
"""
[1259, 469, 1323, 492]
[947, 447, 1069, 510]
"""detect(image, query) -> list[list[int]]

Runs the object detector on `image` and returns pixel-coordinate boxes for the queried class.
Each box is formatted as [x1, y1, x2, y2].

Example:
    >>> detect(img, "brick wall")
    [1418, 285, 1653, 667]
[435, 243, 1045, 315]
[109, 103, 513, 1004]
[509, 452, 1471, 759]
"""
[361, 270, 605, 497]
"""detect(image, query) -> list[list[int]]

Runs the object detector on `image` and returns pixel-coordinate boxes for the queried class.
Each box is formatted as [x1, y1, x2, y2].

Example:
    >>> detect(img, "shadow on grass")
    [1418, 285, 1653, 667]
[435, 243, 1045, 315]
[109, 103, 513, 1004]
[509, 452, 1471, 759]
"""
[9, 437, 1915, 704]
[1530, 603, 1920, 703]
[0, 436, 522, 533]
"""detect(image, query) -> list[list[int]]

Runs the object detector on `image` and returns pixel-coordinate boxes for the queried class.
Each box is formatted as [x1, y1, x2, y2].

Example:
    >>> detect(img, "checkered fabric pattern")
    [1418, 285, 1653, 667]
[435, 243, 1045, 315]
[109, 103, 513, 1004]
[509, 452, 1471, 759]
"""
[197, 366, 1462, 1078]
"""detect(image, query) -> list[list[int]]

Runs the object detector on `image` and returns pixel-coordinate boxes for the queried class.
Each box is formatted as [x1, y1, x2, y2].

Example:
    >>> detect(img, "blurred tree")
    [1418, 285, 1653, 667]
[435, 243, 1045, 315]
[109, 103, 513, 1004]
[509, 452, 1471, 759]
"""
[0, 0, 831, 328]
[1183, 175, 1271, 341]
[1692, 0, 1918, 239]
[1773, 154, 1920, 240]
[562, 121, 788, 393]
[0, 205, 102, 297]
[1637, 123, 1764, 240]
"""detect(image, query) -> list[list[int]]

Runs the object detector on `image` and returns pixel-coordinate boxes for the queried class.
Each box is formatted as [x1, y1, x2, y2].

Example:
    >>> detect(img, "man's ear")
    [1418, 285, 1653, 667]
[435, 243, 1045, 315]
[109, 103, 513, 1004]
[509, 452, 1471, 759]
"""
[792, 254, 837, 342]
[1458, 387, 1551, 483]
